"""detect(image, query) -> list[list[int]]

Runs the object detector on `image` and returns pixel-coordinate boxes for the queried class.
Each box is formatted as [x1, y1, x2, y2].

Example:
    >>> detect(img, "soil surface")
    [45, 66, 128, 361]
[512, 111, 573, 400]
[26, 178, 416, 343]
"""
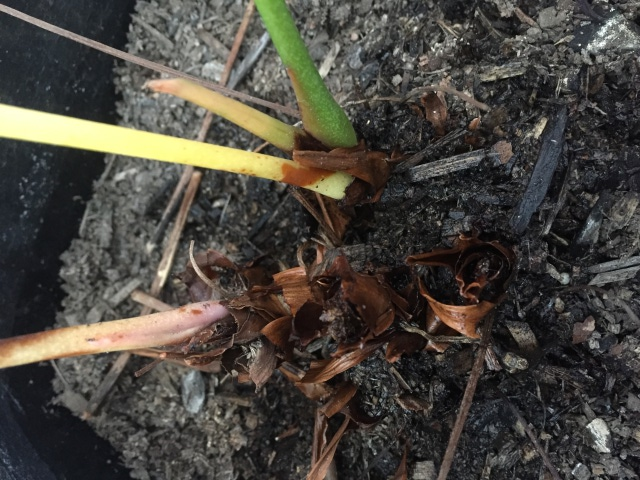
[54, 0, 640, 479]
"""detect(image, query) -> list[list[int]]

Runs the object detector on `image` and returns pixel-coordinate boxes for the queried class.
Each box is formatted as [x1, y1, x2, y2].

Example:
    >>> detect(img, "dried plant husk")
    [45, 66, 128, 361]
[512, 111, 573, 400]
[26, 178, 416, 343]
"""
[272, 266, 312, 314]
[301, 336, 389, 384]
[407, 234, 516, 338]
[294, 140, 390, 205]
[318, 382, 358, 419]
[248, 339, 277, 389]
[386, 332, 427, 362]
[421, 91, 448, 136]
[306, 417, 350, 480]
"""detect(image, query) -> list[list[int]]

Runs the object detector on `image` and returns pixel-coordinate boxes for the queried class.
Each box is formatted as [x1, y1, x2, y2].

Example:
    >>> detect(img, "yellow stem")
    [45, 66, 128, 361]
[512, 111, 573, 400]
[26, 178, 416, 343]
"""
[147, 78, 304, 152]
[0, 104, 352, 199]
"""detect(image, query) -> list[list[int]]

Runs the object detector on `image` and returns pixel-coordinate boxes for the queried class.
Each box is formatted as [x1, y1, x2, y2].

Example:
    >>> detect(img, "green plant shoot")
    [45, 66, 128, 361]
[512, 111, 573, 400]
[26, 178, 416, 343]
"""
[254, 0, 358, 149]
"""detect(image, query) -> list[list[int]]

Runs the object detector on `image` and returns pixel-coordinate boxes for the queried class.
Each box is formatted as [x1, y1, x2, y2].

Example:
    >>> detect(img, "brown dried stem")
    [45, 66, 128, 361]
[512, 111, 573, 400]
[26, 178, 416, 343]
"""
[436, 313, 495, 480]
[503, 399, 562, 480]
[0, 4, 298, 117]
[221, 0, 256, 87]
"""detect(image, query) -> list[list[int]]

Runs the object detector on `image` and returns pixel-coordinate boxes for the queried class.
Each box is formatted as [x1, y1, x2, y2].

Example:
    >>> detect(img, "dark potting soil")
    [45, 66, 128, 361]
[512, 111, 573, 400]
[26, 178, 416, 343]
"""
[50, 0, 640, 479]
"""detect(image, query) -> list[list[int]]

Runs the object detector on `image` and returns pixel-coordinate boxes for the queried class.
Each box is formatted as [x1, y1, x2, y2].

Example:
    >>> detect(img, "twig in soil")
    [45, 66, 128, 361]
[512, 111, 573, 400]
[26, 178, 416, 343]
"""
[0, 4, 299, 118]
[395, 129, 466, 172]
[130, 289, 173, 312]
[585, 255, 640, 274]
[83, 352, 131, 419]
[133, 16, 174, 50]
[542, 153, 575, 236]
[345, 85, 491, 112]
[476, 8, 507, 40]
[148, 172, 203, 304]
[221, 0, 256, 87]
[196, 115, 214, 142]
[513, 7, 538, 27]
[189, 240, 217, 290]
[510, 106, 568, 235]
[589, 265, 640, 286]
[134, 354, 166, 378]
[400, 323, 480, 345]
[275, 425, 301, 442]
[406, 85, 491, 112]
[408, 149, 498, 182]
[436, 314, 495, 480]
[146, 167, 194, 253]
[502, 397, 562, 480]
[228, 32, 271, 89]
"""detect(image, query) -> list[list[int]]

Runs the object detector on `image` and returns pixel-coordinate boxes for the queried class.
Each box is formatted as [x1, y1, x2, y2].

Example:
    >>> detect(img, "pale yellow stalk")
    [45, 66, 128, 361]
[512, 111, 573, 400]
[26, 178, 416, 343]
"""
[147, 78, 303, 152]
[0, 104, 353, 199]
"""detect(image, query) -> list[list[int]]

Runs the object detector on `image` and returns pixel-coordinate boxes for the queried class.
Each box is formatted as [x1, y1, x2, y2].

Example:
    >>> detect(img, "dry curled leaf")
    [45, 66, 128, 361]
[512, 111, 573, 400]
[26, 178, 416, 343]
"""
[421, 91, 448, 136]
[419, 284, 495, 338]
[326, 256, 395, 337]
[261, 315, 293, 353]
[302, 337, 388, 384]
[307, 416, 350, 480]
[248, 339, 277, 390]
[279, 363, 335, 402]
[291, 302, 326, 347]
[395, 394, 433, 414]
[386, 332, 427, 362]
[407, 234, 516, 338]
[318, 382, 358, 419]
[273, 266, 312, 315]
[312, 409, 328, 467]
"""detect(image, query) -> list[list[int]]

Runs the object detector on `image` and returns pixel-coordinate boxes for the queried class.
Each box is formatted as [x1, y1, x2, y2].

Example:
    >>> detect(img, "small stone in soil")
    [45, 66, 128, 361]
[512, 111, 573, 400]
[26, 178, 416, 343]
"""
[586, 418, 613, 454]
[181, 369, 206, 414]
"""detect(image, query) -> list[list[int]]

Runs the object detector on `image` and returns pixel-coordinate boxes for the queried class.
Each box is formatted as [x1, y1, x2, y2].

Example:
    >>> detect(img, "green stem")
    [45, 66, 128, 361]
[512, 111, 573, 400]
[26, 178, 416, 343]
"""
[255, 0, 358, 149]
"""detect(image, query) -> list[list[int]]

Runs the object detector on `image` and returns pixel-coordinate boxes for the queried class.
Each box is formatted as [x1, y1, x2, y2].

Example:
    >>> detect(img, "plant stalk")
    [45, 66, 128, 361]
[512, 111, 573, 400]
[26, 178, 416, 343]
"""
[0, 301, 229, 369]
[147, 78, 304, 152]
[0, 103, 353, 199]
[254, 0, 358, 149]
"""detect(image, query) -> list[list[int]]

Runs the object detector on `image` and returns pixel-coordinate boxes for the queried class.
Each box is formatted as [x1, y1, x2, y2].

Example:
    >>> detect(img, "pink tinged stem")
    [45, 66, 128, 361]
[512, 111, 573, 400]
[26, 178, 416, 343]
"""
[0, 301, 229, 369]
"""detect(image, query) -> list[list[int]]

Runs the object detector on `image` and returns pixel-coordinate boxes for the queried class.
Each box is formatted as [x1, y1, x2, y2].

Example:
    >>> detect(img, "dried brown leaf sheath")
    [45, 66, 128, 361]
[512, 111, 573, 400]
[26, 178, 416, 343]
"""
[421, 92, 448, 136]
[294, 140, 390, 203]
[407, 234, 516, 338]
[318, 382, 358, 418]
[326, 256, 395, 336]
[307, 417, 350, 480]
[302, 337, 388, 384]
[248, 339, 277, 389]
[272, 266, 312, 315]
